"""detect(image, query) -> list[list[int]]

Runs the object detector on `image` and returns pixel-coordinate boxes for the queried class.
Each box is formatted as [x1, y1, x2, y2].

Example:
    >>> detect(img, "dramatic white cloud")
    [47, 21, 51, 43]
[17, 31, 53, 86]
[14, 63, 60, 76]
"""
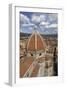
[31, 14, 47, 24]
[48, 14, 58, 23]
[20, 14, 30, 24]
[20, 12, 58, 34]
[21, 23, 35, 27]
[31, 14, 41, 24]
[20, 14, 35, 30]
[40, 21, 49, 26]
[40, 15, 46, 22]
[45, 24, 58, 28]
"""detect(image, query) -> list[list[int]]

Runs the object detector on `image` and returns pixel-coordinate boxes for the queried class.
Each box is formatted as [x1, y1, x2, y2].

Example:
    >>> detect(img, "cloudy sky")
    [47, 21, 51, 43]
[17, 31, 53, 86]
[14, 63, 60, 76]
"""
[20, 12, 58, 35]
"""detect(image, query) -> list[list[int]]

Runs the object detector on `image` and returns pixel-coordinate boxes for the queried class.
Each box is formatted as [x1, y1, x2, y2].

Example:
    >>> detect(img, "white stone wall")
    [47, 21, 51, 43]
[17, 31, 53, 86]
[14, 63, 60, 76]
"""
[48, 67, 53, 76]
[37, 62, 45, 77]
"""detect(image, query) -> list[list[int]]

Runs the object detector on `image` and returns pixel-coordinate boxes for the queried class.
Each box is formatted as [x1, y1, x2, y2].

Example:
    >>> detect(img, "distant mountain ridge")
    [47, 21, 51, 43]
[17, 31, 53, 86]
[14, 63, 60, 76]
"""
[20, 32, 57, 38]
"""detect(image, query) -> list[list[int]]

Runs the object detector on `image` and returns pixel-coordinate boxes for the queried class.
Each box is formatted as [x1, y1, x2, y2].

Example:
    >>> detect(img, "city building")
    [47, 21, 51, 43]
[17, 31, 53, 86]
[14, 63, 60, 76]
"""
[20, 28, 55, 77]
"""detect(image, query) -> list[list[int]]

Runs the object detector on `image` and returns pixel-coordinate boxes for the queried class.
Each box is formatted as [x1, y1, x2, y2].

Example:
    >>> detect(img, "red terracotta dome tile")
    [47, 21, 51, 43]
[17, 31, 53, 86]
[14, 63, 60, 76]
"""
[27, 32, 46, 51]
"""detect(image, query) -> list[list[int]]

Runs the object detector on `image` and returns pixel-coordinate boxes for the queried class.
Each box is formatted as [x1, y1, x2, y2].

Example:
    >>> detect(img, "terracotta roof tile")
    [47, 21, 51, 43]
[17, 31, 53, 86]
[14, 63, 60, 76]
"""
[20, 57, 34, 77]
[31, 64, 40, 77]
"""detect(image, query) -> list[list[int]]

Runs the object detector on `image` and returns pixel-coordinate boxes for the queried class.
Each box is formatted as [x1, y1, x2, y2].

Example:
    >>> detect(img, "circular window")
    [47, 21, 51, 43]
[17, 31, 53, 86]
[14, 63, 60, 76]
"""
[39, 53, 42, 56]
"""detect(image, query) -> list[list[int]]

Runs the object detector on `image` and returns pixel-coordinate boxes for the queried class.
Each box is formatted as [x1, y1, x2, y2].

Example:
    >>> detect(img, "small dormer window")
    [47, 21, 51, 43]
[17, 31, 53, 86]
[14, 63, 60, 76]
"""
[31, 53, 33, 56]
[39, 53, 42, 56]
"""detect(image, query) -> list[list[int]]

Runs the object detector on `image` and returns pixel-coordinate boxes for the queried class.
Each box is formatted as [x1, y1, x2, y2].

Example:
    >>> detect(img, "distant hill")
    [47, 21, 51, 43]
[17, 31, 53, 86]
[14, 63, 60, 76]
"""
[20, 32, 31, 37]
[20, 32, 57, 38]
